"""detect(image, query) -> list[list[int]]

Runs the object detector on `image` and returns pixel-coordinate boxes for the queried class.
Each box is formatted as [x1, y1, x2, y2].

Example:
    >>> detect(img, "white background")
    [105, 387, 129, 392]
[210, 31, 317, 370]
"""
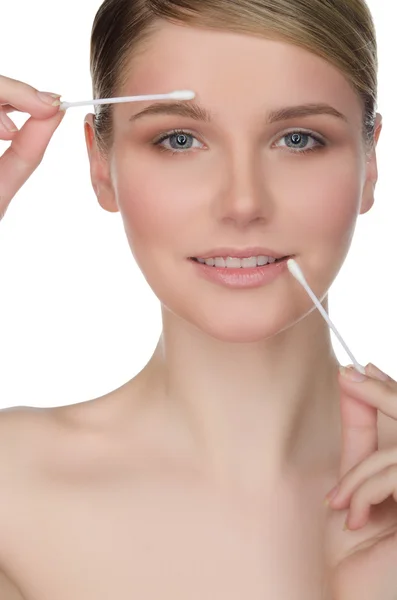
[0, 1, 395, 408]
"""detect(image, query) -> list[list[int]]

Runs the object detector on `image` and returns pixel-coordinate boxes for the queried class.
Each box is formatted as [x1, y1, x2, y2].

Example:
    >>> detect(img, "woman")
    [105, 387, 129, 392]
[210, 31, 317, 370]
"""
[1, 0, 396, 598]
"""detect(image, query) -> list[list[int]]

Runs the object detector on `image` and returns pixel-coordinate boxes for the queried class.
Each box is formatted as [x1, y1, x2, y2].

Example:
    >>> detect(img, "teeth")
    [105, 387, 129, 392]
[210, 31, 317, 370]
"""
[196, 255, 279, 268]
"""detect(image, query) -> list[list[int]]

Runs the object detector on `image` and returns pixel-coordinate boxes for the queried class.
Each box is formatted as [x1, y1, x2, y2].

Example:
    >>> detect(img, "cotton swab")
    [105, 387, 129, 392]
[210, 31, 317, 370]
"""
[287, 258, 366, 375]
[59, 89, 196, 111]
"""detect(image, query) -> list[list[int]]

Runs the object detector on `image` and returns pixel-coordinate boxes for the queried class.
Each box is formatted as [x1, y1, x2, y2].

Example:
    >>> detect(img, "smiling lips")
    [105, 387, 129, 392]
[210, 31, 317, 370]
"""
[191, 247, 289, 260]
[191, 256, 288, 268]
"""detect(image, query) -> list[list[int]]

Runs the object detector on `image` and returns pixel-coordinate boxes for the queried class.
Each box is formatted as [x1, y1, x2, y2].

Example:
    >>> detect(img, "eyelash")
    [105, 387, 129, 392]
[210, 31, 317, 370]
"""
[152, 128, 326, 156]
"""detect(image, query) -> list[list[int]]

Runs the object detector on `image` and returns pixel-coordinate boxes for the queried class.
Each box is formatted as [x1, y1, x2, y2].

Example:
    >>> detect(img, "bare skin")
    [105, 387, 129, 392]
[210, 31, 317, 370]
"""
[0, 18, 385, 599]
[1, 378, 397, 600]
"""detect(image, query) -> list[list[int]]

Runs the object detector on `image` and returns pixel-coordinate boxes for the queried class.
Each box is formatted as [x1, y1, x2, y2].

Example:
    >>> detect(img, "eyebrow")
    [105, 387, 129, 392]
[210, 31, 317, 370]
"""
[128, 101, 348, 124]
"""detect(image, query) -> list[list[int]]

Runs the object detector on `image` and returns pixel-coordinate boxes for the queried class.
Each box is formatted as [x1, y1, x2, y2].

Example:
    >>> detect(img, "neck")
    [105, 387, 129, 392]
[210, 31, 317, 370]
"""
[141, 298, 341, 492]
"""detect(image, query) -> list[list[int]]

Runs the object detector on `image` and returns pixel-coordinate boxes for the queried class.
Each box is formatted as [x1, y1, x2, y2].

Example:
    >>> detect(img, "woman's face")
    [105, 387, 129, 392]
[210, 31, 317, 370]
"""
[85, 21, 381, 342]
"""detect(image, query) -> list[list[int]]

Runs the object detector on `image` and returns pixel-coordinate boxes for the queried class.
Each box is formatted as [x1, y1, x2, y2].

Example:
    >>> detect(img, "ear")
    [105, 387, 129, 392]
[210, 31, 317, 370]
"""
[359, 112, 383, 215]
[83, 114, 119, 214]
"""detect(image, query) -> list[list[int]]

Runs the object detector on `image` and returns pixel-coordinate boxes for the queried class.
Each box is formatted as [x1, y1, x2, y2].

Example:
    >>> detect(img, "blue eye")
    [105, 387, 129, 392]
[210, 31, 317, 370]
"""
[277, 130, 326, 154]
[153, 129, 203, 154]
[152, 128, 326, 156]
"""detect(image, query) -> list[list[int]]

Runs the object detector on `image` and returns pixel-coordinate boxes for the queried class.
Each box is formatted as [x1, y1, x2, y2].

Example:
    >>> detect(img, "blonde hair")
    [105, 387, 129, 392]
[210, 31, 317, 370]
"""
[90, 0, 378, 158]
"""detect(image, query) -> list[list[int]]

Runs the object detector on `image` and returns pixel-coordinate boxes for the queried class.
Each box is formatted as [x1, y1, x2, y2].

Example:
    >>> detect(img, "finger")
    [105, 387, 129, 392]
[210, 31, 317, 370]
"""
[339, 387, 378, 479]
[0, 105, 34, 115]
[0, 104, 18, 113]
[0, 74, 61, 114]
[338, 363, 397, 479]
[367, 362, 394, 382]
[329, 447, 397, 509]
[339, 366, 397, 419]
[0, 110, 65, 212]
[345, 464, 397, 530]
[0, 103, 28, 114]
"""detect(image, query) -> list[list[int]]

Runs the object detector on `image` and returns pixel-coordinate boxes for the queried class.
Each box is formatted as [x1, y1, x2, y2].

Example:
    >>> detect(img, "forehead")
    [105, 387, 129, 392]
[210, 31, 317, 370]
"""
[122, 21, 362, 126]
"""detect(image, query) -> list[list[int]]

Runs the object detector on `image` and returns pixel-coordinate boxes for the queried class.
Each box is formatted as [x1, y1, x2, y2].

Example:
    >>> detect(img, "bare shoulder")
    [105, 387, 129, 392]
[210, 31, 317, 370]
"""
[0, 568, 25, 599]
[0, 379, 145, 524]
[0, 389, 143, 599]
[0, 402, 96, 520]
[0, 399, 111, 478]
[0, 380, 143, 487]
[0, 405, 54, 498]
[0, 404, 50, 460]
[0, 406, 53, 600]
[0, 375, 139, 457]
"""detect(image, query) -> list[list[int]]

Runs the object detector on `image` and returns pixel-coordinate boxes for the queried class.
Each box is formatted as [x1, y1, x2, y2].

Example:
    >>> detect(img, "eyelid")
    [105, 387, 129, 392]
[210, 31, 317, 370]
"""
[152, 128, 204, 145]
[274, 127, 326, 143]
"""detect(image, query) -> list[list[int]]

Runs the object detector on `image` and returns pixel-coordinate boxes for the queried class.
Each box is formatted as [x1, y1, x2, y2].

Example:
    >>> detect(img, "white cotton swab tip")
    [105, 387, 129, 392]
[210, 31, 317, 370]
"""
[168, 90, 196, 100]
[286, 258, 366, 375]
[287, 258, 307, 287]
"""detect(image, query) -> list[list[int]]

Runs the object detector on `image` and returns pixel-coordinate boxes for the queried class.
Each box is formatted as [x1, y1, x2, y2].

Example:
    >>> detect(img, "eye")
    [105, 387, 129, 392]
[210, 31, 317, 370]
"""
[152, 129, 204, 154]
[151, 128, 327, 156]
[275, 130, 326, 155]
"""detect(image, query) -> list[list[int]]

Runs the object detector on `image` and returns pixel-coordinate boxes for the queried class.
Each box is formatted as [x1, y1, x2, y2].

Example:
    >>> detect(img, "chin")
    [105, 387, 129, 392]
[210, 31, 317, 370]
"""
[144, 256, 318, 341]
[196, 319, 294, 343]
[168, 299, 308, 343]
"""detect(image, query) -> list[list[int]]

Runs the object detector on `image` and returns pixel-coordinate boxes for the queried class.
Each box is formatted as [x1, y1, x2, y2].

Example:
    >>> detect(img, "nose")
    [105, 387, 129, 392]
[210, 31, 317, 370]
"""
[216, 145, 273, 227]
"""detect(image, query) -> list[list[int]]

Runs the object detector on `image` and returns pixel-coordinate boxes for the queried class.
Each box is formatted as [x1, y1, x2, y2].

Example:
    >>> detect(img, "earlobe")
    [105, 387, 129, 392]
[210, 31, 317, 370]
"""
[374, 113, 383, 146]
[359, 113, 382, 215]
[359, 180, 375, 215]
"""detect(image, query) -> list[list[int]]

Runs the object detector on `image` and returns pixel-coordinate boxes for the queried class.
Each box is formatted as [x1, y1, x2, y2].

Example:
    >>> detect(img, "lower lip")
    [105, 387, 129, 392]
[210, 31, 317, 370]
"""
[188, 256, 293, 289]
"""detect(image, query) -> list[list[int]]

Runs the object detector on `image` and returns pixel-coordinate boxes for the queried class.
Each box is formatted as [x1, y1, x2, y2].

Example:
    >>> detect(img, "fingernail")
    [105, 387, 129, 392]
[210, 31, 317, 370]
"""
[323, 485, 339, 506]
[367, 363, 390, 382]
[343, 518, 350, 531]
[36, 91, 62, 105]
[339, 365, 367, 382]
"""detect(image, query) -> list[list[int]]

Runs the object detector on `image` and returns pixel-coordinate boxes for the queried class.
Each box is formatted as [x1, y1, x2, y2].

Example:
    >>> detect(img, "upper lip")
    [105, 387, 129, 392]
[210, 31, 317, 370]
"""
[191, 248, 291, 260]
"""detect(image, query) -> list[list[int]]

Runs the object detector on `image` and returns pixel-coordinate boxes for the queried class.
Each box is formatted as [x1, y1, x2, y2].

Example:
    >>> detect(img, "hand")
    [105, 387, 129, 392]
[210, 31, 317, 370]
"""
[0, 74, 64, 221]
[325, 363, 397, 600]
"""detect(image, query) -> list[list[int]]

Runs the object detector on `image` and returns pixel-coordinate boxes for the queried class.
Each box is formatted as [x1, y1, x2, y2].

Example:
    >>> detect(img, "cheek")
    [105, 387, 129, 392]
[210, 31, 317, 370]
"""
[283, 155, 362, 250]
[114, 158, 194, 269]
[280, 155, 363, 296]
[250, 147, 362, 302]
[114, 162, 200, 311]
